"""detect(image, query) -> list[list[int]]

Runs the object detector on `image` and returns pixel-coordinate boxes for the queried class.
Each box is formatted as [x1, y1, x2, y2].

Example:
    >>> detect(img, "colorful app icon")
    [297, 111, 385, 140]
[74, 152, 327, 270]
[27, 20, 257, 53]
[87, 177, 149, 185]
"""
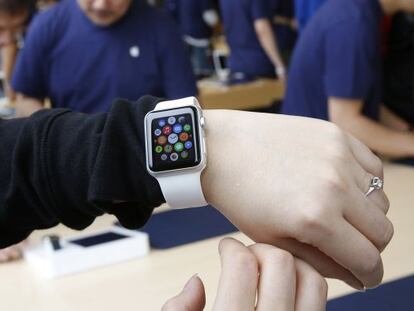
[154, 129, 162, 136]
[181, 151, 189, 159]
[168, 117, 176, 125]
[168, 133, 178, 144]
[155, 146, 163, 153]
[178, 116, 186, 124]
[164, 144, 173, 153]
[174, 142, 184, 152]
[170, 153, 179, 161]
[184, 141, 192, 149]
[179, 132, 189, 141]
[161, 154, 168, 161]
[157, 136, 167, 145]
[173, 124, 182, 134]
[158, 119, 166, 127]
[162, 125, 172, 135]
[184, 124, 191, 132]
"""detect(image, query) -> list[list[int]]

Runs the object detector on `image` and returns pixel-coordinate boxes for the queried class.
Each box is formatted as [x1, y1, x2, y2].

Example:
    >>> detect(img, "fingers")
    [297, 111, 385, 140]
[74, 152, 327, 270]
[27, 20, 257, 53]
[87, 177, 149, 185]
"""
[344, 159, 393, 252]
[216, 239, 329, 311]
[247, 244, 329, 311]
[343, 187, 394, 252]
[346, 133, 383, 178]
[314, 219, 383, 288]
[162, 275, 206, 311]
[267, 237, 363, 289]
[367, 189, 390, 215]
[349, 160, 389, 214]
[0, 246, 22, 263]
[294, 259, 328, 311]
[358, 170, 390, 214]
[212, 238, 258, 311]
[248, 244, 296, 311]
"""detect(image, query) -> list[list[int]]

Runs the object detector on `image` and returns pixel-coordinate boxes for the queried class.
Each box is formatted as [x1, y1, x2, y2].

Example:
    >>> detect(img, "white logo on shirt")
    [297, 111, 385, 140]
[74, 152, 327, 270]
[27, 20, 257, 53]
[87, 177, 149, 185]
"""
[129, 46, 140, 58]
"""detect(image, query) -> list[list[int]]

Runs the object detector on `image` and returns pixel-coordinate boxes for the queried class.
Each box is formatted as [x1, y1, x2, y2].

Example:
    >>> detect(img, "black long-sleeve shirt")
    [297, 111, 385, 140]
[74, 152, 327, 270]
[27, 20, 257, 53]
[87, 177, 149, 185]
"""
[0, 96, 165, 249]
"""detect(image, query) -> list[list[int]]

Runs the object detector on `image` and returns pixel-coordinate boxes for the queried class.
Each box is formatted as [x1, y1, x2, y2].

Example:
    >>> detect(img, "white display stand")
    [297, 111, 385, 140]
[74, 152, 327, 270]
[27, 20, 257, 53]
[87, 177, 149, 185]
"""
[23, 226, 150, 278]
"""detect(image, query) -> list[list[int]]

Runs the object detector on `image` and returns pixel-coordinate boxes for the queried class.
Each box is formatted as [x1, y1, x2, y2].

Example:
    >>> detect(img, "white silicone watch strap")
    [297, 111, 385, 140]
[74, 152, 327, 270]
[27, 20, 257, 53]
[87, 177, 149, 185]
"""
[154, 97, 200, 111]
[157, 172, 207, 209]
[153, 97, 207, 209]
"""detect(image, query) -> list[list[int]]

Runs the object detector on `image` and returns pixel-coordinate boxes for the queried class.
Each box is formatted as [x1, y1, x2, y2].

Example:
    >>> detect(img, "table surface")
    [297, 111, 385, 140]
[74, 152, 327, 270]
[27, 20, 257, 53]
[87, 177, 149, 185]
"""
[198, 78, 285, 110]
[1, 162, 413, 310]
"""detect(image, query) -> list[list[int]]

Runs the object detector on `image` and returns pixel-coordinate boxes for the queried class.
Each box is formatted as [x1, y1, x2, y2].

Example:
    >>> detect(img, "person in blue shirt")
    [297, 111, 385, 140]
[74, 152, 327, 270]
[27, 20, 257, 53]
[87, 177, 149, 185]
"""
[294, 0, 326, 33]
[220, 0, 286, 83]
[282, 0, 414, 159]
[164, 0, 219, 78]
[269, 0, 298, 64]
[0, 0, 36, 101]
[12, 0, 197, 116]
[384, 13, 414, 124]
[0, 0, 38, 262]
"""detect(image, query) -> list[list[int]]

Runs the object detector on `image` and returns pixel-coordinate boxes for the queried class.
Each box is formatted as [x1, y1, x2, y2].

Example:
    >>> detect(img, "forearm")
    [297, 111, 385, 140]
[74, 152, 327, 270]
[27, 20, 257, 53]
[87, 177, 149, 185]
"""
[15, 94, 44, 117]
[1, 45, 19, 99]
[379, 105, 410, 131]
[1, 44, 18, 82]
[334, 113, 414, 158]
[0, 96, 164, 248]
[254, 19, 285, 69]
[273, 16, 296, 30]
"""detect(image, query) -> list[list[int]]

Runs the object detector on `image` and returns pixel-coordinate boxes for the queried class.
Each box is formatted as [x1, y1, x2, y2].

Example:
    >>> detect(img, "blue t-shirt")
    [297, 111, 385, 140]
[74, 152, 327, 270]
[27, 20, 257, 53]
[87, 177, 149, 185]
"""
[12, 0, 197, 113]
[165, 0, 215, 39]
[269, 0, 297, 51]
[282, 0, 383, 121]
[164, 0, 178, 19]
[220, 0, 274, 76]
[295, 0, 327, 32]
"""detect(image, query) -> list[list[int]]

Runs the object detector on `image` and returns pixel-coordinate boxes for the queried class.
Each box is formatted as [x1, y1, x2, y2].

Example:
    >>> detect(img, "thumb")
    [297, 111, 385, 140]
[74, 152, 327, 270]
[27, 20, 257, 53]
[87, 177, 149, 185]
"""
[162, 275, 206, 311]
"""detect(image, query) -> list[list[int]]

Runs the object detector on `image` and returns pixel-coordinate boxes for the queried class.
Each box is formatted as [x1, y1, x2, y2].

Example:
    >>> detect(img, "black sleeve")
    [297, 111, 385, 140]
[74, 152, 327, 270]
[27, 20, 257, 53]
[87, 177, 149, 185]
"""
[0, 96, 165, 249]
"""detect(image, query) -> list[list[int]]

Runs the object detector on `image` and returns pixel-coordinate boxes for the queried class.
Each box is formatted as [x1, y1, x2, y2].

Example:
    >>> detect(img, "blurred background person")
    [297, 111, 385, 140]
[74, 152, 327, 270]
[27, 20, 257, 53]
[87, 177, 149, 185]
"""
[164, 0, 219, 79]
[270, 0, 298, 65]
[12, 0, 197, 116]
[294, 0, 326, 33]
[0, 0, 36, 102]
[220, 0, 286, 84]
[383, 13, 414, 127]
[282, 0, 414, 159]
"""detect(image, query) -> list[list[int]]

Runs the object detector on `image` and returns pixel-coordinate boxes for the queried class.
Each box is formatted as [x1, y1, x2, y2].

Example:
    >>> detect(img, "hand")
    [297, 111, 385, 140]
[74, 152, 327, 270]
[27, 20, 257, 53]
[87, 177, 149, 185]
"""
[0, 240, 26, 263]
[275, 66, 287, 81]
[3, 80, 16, 101]
[202, 110, 393, 289]
[162, 238, 327, 311]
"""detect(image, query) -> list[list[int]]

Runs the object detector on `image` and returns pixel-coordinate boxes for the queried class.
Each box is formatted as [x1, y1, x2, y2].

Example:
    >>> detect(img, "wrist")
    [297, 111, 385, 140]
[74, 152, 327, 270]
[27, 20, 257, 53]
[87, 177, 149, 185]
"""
[201, 110, 261, 214]
[275, 66, 286, 78]
[201, 110, 231, 210]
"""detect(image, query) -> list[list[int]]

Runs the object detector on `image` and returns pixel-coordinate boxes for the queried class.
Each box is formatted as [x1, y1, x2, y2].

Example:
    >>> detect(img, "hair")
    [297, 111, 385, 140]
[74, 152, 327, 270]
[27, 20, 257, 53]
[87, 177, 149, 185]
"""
[0, 0, 36, 15]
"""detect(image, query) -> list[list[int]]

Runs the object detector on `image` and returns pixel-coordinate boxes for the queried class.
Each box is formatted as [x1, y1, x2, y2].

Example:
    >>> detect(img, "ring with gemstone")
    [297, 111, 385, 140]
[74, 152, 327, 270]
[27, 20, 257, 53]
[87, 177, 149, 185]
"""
[365, 177, 384, 197]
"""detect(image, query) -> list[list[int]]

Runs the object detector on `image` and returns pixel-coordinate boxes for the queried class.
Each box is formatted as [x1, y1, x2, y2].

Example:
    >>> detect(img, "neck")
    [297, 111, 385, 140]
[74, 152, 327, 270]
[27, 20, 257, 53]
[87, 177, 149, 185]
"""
[379, 0, 399, 15]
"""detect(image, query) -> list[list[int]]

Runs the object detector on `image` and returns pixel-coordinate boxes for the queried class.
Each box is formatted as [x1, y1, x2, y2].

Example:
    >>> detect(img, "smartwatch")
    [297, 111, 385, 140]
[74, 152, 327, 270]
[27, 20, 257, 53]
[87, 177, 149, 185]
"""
[144, 97, 208, 209]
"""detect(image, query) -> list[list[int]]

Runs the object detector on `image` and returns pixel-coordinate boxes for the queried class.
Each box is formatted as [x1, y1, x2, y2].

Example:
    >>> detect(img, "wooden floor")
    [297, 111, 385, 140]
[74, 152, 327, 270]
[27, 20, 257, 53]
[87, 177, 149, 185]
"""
[0, 162, 413, 310]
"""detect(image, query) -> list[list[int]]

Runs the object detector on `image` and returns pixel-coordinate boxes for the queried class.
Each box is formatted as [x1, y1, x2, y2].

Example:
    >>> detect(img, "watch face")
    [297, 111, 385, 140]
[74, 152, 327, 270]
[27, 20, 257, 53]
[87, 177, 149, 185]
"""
[146, 107, 201, 172]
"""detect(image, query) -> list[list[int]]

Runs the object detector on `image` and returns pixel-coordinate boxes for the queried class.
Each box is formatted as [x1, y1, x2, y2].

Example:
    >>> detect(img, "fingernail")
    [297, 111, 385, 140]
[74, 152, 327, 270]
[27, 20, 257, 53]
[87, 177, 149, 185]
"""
[347, 279, 365, 291]
[184, 274, 199, 290]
